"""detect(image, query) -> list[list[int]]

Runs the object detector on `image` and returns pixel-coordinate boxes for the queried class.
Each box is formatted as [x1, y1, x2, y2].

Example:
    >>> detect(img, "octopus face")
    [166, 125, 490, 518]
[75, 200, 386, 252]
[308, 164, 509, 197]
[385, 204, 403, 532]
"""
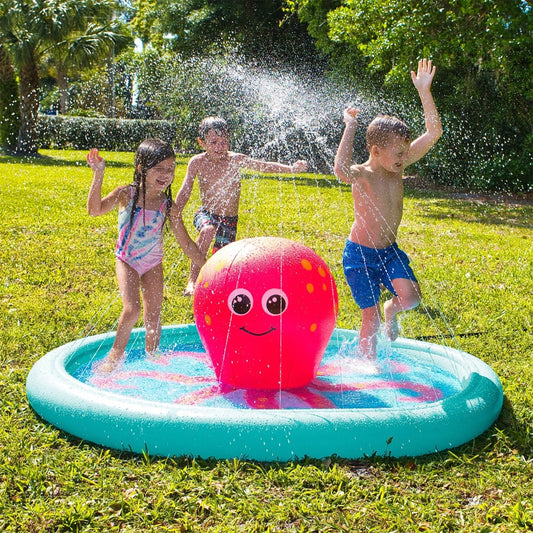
[193, 237, 338, 390]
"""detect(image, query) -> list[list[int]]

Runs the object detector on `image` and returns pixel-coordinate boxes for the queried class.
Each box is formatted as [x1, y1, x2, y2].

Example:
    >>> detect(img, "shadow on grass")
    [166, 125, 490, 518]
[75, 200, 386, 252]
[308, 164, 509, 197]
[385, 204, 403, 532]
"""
[4, 152, 532, 230]
[404, 183, 533, 229]
[1, 152, 199, 172]
[243, 172, 350, 190]
[251, 174, 533, 221]
[413, 200, 532, 229]
[496, 395, 532, 459]
[0, 153, 132, 170]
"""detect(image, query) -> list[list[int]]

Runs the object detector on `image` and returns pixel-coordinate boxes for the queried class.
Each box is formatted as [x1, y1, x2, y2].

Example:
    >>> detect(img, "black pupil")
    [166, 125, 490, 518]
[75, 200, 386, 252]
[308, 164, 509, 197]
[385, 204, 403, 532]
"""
[266, 294, 286, 315]
[231, 294, 252, 315]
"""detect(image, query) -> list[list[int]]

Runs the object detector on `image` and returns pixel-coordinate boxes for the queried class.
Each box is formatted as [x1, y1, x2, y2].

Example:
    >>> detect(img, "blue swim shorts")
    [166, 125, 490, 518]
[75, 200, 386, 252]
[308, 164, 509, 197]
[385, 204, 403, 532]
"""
[343, 240, 418, 310]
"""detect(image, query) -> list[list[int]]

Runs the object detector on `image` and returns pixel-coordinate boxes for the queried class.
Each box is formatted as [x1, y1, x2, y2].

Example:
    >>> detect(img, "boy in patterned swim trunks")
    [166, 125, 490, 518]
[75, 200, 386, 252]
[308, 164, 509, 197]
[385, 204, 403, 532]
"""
[176, 116, 308, 295]
[334, 59, 443, 359]
[193, 207, 238, 252]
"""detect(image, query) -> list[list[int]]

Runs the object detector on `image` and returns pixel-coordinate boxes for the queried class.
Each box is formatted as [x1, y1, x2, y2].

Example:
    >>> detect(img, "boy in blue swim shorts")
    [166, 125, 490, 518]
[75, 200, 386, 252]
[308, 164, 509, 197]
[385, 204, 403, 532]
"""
[176, 116, 308, 295]
[343, 241, 418, 310]
[334, 59, 443, 358]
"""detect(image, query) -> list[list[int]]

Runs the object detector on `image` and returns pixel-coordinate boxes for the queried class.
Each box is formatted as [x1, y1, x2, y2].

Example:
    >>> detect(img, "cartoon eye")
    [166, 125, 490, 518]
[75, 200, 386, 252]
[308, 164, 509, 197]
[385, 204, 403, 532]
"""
[262, 289, 288, 316]
[228, 289, 253, 315]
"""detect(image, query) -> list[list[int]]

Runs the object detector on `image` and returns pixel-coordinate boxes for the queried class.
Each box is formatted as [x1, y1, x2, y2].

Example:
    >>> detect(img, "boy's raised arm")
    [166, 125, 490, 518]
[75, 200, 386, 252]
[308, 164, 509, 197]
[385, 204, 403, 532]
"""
[334, 107, 360, 183]
[242, 156, 308, 174]
[406, 59, 443, 166]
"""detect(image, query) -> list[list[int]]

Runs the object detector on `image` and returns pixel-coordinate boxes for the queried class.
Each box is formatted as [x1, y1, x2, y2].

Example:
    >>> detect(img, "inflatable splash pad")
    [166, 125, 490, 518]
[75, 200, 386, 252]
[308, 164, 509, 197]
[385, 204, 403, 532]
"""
[26, 324, 503, 461]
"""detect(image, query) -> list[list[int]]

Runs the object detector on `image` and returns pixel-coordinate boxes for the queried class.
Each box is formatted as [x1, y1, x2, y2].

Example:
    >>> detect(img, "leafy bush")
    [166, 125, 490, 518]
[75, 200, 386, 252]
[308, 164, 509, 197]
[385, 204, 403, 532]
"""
[412, 112, 532, 192]
[36, 115, 184, 152]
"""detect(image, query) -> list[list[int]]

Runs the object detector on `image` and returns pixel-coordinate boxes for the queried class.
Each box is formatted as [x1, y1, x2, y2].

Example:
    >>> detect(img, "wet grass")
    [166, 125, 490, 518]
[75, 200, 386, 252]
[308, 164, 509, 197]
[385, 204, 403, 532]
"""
[0, 149, 532, 531]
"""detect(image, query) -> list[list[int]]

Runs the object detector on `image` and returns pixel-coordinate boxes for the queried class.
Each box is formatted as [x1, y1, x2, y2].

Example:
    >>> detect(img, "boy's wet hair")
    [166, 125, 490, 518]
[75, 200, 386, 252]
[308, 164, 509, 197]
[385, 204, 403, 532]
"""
[366, 115, 412, 148]
[131, 138, 175, 228]
[198, 116, 230, 141]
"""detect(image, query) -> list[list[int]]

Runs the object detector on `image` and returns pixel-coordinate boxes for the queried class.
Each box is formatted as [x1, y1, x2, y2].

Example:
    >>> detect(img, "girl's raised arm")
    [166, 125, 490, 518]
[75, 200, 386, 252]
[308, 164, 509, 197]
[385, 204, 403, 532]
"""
[86, 149, 128, 216]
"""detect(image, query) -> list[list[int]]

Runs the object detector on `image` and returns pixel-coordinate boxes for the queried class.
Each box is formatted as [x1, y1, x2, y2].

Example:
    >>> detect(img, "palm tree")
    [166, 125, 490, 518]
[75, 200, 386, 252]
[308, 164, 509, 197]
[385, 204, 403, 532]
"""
[0, 44, 19, 151]
[51, 22, 130, 115]
[0, 0, 130, 154]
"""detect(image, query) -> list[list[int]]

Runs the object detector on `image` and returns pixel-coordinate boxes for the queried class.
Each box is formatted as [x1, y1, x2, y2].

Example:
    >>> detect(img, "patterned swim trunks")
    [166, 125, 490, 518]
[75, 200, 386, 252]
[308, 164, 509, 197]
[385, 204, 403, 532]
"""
[193, 207, 239, 253]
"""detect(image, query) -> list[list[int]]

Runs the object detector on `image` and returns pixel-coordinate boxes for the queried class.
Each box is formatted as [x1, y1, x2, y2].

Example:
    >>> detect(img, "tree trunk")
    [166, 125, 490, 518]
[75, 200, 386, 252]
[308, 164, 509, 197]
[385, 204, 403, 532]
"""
[0, 45, 20, 151]
[16, 55, 40, 154]
[57, 65, 69, 114]
[107, 48, 116, 118]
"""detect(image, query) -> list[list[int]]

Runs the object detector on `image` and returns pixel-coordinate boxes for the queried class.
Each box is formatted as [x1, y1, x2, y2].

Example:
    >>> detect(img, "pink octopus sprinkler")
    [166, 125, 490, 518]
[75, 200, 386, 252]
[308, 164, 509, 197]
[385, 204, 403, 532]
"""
[193, 237, 339, 389]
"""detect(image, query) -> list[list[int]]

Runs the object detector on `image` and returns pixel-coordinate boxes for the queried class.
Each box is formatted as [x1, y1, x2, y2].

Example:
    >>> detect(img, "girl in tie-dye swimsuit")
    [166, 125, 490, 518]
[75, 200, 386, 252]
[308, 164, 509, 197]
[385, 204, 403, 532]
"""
[87, 139, 205, 373]
[115, 189, 168, 276]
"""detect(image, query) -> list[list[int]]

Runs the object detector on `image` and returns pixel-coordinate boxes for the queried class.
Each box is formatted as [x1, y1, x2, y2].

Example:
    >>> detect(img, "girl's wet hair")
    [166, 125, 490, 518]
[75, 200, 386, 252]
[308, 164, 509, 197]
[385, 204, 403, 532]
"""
[366, 115, 412, 148]
[130, 138, 175, 228]
[198, 116, 230, 141]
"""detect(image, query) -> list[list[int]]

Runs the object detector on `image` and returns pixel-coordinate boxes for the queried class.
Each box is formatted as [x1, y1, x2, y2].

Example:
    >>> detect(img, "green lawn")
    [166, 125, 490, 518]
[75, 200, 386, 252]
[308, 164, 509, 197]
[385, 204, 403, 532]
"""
[1, 149, 531, 532]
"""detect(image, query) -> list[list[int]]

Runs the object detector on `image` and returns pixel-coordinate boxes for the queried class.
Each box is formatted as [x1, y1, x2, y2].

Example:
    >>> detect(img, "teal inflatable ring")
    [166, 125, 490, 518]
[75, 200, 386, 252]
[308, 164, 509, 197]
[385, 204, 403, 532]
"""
[26, 324, 503, 461]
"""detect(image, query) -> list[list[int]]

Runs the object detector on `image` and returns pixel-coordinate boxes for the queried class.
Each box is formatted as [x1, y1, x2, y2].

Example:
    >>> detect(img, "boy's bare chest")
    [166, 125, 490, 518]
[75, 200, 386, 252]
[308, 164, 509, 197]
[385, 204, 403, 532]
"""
[357, 173, 402, 199]
[353, 176, 404, 222]
[197, 166, 242, 195]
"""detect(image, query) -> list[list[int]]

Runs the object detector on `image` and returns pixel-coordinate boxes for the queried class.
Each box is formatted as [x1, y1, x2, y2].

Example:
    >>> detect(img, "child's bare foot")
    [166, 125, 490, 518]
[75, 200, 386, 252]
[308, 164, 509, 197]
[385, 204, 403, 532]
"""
[384, 316, 399, 341]
[356, 333, 377, 360]
[182, 281, 195, 297]
[146, 349, 162, 362]
[355, 346, 377, 361]
[384, 301, 399, 341]
[96, 353, 124, 373]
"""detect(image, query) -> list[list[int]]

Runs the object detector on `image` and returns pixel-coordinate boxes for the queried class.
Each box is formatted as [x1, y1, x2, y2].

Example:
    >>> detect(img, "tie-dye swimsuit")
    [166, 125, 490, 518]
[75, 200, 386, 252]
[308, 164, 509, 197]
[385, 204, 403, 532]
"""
[115, 188, 168, 275]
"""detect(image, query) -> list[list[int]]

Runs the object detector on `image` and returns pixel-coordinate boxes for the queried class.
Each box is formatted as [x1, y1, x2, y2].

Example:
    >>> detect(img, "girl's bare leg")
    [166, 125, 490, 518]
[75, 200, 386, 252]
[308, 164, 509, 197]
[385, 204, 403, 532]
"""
[141, 263, 164, 357]
[383, 279, 421, 341]
[99, 260, 141, 373]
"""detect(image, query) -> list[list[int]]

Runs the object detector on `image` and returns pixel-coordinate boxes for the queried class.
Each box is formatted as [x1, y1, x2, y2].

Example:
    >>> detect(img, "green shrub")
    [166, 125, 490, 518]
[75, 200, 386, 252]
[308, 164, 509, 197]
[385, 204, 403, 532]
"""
[414, 117, 532, 193]
[36, 115, 186, 152]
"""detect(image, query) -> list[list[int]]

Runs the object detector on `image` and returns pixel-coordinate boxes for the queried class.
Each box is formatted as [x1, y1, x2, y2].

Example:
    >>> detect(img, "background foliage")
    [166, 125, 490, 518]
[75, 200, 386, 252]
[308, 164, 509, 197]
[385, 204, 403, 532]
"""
[38, 115, 178, 151]
[0, 0, 530, 191]
[288, 0, 532, 191]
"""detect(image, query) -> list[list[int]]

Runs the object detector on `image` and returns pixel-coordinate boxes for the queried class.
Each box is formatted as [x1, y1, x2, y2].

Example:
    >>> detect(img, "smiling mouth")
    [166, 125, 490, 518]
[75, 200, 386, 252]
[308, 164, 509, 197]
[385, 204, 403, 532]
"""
[240, 326, 276, 336]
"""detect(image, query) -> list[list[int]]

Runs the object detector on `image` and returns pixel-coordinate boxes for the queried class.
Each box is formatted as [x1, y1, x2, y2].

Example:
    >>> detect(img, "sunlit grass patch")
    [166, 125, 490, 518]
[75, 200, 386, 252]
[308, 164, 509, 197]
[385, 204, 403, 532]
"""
[0, 149, 531, 532]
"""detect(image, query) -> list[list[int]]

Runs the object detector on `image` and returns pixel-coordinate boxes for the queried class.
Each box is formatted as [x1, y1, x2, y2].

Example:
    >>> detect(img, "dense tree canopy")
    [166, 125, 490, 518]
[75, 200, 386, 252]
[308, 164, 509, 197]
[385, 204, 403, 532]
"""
[0, 0, 529, 190]
[131, 0, 314, 59]
[288, 0, 532, 190]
